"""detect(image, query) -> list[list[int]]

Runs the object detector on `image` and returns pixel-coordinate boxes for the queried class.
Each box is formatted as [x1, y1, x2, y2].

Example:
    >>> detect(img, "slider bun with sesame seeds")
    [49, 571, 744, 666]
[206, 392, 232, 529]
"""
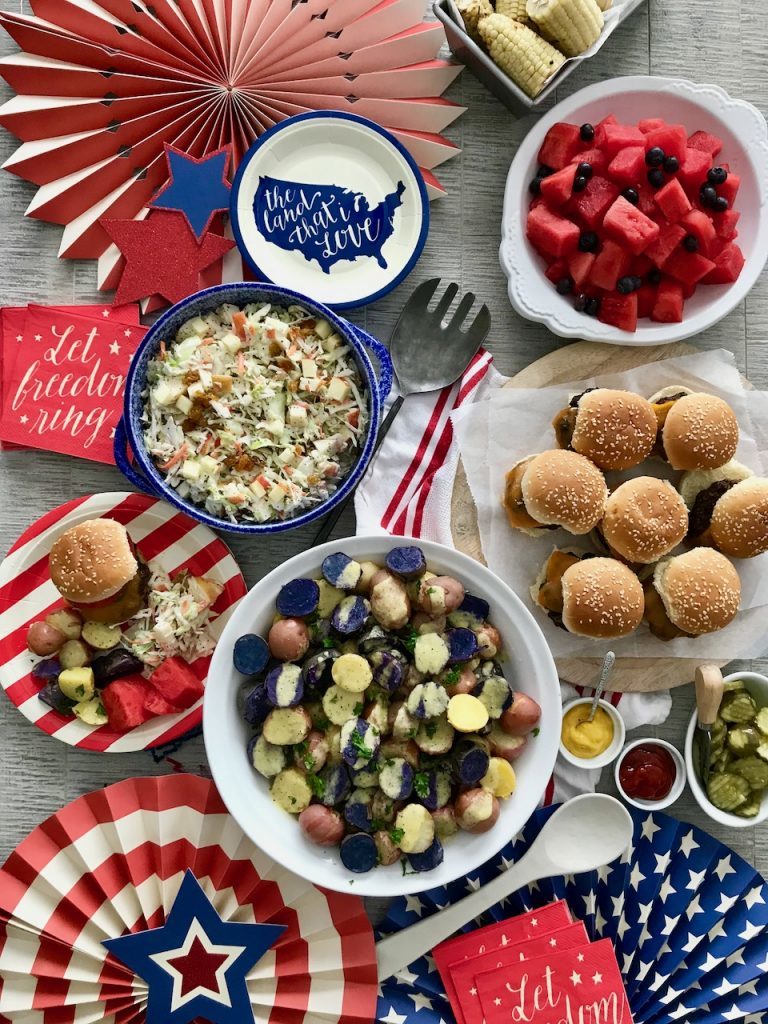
[600, 477, 688, 565]
[653, 549, 741, 636]
[49, 519, 146, 624]
[569, 389, 658, 471]
[660, 392, 739, 471]
[520, 450, 608, 535]
[647, 385, 695, 404]
[709, 477, 768, 559]
[561, 557, 645, 639]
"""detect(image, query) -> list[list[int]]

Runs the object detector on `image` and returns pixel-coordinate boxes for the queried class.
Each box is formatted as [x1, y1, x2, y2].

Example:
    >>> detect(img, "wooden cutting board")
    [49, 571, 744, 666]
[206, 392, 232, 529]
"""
[450, 340, 729, 692]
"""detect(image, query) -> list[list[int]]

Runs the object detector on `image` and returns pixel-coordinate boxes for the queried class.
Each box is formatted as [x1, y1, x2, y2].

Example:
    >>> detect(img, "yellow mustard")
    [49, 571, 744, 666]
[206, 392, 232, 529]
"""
[561, 705, 614, 759]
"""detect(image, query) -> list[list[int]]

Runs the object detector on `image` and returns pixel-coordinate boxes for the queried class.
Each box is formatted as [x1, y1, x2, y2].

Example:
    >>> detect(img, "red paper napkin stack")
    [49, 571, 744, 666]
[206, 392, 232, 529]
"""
[0, 303, 143, 462]
[434, 900, 632, 1024]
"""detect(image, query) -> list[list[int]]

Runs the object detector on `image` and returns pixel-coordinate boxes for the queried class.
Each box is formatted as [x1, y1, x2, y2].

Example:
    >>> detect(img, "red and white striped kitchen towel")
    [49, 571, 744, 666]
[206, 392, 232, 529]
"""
[354, 350, 672, 804]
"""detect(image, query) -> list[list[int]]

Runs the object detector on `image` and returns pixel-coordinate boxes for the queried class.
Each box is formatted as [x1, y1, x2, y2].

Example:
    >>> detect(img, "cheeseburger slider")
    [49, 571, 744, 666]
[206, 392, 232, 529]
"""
[502, 450, 608, 537]
[647, 387, 739, 470]
[531, 549, 645, 639]
[552, 388, 658, 470]
[643, 548, 741, 640]
[682, 463, 768, 558]
[49, 519, 149, 624]
[597, 477, 688, 565]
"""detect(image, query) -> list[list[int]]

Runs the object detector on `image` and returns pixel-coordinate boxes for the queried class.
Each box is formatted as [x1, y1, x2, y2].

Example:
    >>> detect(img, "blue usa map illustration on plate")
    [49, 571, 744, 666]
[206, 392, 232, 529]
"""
[231, 112, 429, 309]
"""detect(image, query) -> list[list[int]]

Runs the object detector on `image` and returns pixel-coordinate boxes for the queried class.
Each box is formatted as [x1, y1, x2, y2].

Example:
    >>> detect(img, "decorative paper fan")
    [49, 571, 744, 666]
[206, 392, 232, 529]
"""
[0, 774, 378, 1024]
[0, 0, 464, 300]
[376, 805, 768, 1024]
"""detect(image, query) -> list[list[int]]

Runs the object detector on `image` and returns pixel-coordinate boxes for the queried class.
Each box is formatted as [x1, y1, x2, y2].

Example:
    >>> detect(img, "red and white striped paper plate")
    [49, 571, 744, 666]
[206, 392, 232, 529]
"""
[0, 492, 246, 752]
[0, 774, 378, 1024]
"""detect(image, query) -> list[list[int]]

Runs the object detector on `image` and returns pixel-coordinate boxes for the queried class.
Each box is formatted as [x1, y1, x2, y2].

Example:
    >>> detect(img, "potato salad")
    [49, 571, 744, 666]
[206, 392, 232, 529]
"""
[235, 546, 542, 874]
[143, 303, 369, 524]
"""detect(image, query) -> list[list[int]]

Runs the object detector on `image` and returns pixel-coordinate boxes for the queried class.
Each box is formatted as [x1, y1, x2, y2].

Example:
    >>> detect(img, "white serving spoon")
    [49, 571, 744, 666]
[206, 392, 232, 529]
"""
[376, 793, 633, 980]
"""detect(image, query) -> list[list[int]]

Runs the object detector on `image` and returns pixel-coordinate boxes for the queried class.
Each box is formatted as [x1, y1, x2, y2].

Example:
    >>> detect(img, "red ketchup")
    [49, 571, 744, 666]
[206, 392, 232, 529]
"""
[619, 744, 676, 801]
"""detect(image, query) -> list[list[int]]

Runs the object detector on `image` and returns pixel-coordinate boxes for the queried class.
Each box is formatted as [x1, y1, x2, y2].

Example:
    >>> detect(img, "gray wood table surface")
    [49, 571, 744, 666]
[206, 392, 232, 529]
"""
[1, 0, 767, 890]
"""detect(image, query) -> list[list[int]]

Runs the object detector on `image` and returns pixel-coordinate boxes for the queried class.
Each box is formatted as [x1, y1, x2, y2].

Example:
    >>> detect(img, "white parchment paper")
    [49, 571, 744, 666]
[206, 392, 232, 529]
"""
[453, 350, 768, 659]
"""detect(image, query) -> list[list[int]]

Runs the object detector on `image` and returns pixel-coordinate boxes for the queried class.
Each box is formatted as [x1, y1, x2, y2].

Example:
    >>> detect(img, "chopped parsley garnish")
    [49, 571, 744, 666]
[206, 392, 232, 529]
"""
[414, 771, 431, 799]
[75, 685, 85, 698]
[294, 740, 315, 772]
[424, 721, 438, 739]
[313, 712, 331, 730]
[350, 730, 372, 760]
[96, 703, 106, 717]
[400, 625, 418, 654]
[307, 773, 326, 797]
[353, 701, 365, 716]
[370, 818, 385, 832]
[443, 666, 460, 686]
[401, 860, 418, 876]
[322, 637, 335, 649]
[532, 727, 540, 737]
[389, 827, 405, 845]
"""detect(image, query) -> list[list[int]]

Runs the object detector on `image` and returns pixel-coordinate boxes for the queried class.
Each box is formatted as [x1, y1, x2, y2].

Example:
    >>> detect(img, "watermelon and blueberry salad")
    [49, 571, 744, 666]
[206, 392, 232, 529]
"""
[525, 116, 745, 332]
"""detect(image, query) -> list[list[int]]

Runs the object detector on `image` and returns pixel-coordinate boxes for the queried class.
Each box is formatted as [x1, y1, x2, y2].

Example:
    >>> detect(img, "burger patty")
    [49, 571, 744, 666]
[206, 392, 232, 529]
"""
[552, 388, 599, 451]
[503, 463, 558, 531]
[643, 580, 691, 641]
[650, 393, 690, 458]
[687, 479, 737, 541]
[536, 550, 597, 631]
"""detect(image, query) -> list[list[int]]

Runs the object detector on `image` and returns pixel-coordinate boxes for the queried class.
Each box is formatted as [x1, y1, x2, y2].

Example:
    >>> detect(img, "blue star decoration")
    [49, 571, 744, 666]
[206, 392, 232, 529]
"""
[151, 144, 232, 239]
[103, 870, 285, 1024]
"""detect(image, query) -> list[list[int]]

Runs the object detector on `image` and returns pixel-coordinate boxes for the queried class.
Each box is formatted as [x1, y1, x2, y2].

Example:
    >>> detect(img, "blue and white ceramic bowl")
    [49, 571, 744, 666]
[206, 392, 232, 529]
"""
[114, 282, 393, 535]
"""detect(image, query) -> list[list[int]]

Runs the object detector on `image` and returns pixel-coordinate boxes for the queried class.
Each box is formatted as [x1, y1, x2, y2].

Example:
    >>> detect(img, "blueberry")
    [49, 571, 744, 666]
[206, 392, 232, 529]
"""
[617, 276, 637, 295]
[700, 184, 718, 207]
[556, 276, 573, 295]
[585, 297, 601, 317]
[574, 293, 588, 312]
[683, 234, 699, 252]
[647, 268, 662, 284]
[578, 231, 599, 253]
[632, 276, 644, 290]
[646, 146, 665, 167]
[537, 165, 555, 178]
[621, 187, 639, 206]
[663, 155, 680, 173]
[647, 168, 665, 188]
[576, 162, 594, 180]
[713, 196, 729, 211]
[708, 166, 728, 185]
[580, 123, 595, 142]
[573, 175, 588, 193]
[529, 177, 542, 195]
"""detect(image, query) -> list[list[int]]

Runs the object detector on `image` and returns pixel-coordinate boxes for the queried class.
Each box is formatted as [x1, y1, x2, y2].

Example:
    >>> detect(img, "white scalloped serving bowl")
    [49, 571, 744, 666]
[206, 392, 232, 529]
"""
[501, 76, 768, 346]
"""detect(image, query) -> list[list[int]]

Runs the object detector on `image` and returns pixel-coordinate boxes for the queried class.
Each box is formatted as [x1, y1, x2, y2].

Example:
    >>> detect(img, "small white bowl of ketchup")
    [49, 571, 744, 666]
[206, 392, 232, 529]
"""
[614, 738, 686, 812]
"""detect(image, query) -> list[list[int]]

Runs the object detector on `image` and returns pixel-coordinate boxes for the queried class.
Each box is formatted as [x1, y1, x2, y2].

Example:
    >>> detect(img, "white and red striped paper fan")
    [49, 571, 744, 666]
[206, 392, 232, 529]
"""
[0, 0, 464, 299]
[0, 774, 378, 1024]
[0, 492, 246, 752]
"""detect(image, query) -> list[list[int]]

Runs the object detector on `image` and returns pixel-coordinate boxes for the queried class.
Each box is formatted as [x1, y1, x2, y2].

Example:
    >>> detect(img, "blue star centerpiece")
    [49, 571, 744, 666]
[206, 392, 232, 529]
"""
[152, 144, 232, 238]
[103, 870, 285, 1024]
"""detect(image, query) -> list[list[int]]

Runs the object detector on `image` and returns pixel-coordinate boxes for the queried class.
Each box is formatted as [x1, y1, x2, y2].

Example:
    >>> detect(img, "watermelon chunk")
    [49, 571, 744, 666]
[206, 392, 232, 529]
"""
[540, 163, 578, 206]
[654, 178, 692, 223]
[102, 679, 155, 732]
[594, 115, 619, 148]
[652, 279, 685, 323]
[631, 253, 654, 277]
[567, 251, 597, 289]
[636, 283, 657, 318]
[687, 130, 723, 157]
[601, 124, 645, 158]
[639, 118, 666, 134]
[570, 148, 608, 175]
[644, 124, 688, 163]
[712, 208, 740, 240]
[545, 260, 568, 284]
[680, 209, 718, 258]
[568, 176, 619, 230]
[644, 223, 686, 268]
[663, 249, 717, 286]
[598, 292, 638, 333]
[678, 148, 712, 193]
[149, 657, 205, 709]
[538, 122, 583, 170]
[144, 687, 181, 717]
[701, 242, 745, 284]
[636, 183, 658, 218]
[607, 146, 646, 186]
[603, 196, 661, 255]
[589, 240, 631, 291]
[718, 173, 740, 206]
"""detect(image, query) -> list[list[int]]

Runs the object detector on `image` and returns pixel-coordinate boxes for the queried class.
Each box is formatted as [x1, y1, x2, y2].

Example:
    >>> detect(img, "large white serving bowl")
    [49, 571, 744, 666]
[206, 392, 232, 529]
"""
[204, 535, 560, 896]
[501, 76, 768, 346]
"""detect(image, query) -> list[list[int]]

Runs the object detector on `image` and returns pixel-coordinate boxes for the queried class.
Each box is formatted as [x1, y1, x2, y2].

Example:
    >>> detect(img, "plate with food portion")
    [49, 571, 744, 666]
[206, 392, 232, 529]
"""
[0, 492, 246, 751]
[204, 536, 560, 897]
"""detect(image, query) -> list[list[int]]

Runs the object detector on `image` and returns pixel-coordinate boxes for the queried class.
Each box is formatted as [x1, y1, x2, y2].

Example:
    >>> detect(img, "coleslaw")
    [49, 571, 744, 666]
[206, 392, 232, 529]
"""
[142, 303, 369, 523]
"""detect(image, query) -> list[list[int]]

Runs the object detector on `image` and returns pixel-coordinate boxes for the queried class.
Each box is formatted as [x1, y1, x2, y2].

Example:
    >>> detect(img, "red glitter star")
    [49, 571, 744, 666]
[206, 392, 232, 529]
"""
[102, 210, 235, 306]
[165, 935, 231, 999]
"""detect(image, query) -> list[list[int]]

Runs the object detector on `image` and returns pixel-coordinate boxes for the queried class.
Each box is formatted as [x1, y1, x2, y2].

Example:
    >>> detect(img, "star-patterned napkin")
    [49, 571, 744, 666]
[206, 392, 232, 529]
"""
[0, 302, 144, 462]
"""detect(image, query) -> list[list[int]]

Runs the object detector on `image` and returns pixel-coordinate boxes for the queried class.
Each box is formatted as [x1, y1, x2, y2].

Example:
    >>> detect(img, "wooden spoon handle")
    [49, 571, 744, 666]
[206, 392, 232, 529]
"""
[694, 664, 724, 727]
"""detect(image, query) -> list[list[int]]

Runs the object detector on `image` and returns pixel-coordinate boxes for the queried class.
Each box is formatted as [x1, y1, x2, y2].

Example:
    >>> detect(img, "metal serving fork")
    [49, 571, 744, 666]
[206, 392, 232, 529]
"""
[313, 278, 491, 545]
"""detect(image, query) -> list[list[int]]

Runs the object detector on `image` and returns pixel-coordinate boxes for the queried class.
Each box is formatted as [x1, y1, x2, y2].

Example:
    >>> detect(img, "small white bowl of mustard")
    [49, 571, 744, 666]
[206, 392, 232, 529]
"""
[559, 698, 626, 771]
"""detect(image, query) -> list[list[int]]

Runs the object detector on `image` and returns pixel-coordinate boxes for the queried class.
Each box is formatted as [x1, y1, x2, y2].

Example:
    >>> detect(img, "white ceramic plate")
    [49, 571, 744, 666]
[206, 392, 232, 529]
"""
[203, 535, 561, 897]
[501, 76, 768, 346]
[231, 112, 429, 309]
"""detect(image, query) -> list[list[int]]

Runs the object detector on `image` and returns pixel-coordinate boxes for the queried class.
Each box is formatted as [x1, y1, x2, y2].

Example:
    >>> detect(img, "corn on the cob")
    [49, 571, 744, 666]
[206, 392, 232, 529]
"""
[456, 0, 494, 41]
[526, 0, 603, 57]
[495, 0, 529, 22]
[478, 14, 565, 97]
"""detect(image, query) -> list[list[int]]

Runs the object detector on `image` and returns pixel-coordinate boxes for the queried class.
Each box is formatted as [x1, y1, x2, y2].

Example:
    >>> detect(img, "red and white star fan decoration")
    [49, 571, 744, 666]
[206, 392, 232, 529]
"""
[0, 0, 464, 309]
[0, 774, 379, 1024]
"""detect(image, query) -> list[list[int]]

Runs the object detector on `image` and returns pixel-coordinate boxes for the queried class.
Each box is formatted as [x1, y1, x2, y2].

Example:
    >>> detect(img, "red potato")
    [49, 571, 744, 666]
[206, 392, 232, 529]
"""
[364, 699, 389, 734]
[299, 805, 345, 847]
[411, 611, 447, 635]
[356, 561, 382, 595]
[444, 666, 477, 697]
[488, 724, 528, 763]
[370, 575, 411, 630]
[499, 693, 542, 737]
[45, 608, 83, 640]
[403, 665, 425, 693]
[370, 569, 392, 590]
[455, 789, 500, 834]
[295, 730, 329, 773]
[374, 830, 402, 866]
[26, 621, 66, 657]
[268, 618, 310, 661]
[379, 738, 420, 768]
[419, 575, 465, 615]
[432, 805, 459, 840]
[372, 790, 401, 824]
[476, 624, 502, 660]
